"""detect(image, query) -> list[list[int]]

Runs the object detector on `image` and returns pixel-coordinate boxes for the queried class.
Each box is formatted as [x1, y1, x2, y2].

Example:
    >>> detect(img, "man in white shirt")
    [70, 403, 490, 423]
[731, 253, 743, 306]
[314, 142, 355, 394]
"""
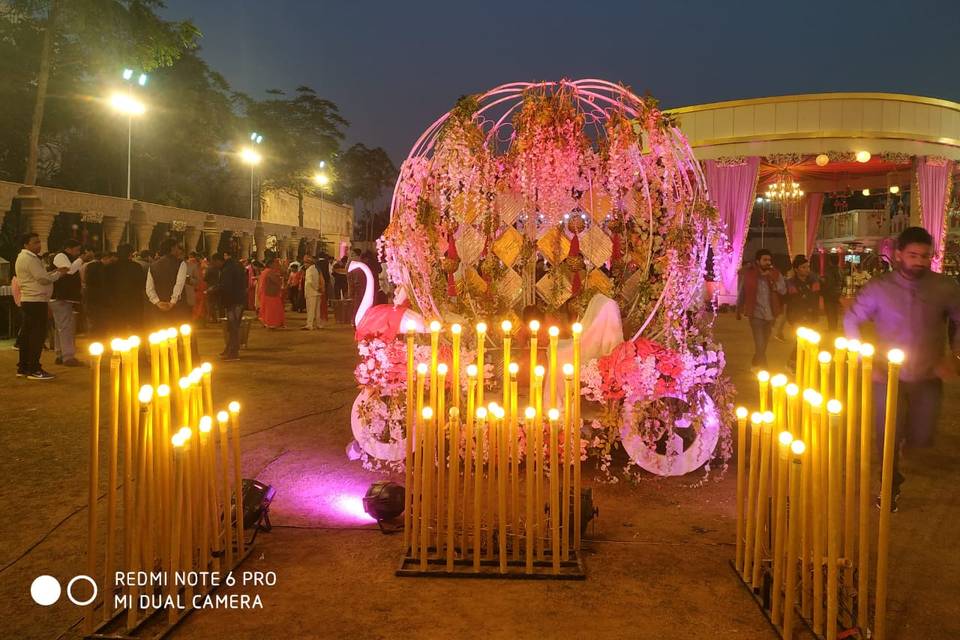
[50, 238, 85, 366]
[302, 254, 325, 330]
[15, 233, 68, 379]
[146, 239, 196, 360]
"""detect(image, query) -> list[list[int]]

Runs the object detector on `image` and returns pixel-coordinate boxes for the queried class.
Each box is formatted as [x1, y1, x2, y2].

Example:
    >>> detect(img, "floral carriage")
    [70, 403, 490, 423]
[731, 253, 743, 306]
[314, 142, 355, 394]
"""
[349, 79, 735, 478]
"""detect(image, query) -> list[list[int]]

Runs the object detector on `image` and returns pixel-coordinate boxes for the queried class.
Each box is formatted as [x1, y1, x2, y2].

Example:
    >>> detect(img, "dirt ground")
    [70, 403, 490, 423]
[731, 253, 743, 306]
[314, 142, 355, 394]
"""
[0, 313, 956, 640]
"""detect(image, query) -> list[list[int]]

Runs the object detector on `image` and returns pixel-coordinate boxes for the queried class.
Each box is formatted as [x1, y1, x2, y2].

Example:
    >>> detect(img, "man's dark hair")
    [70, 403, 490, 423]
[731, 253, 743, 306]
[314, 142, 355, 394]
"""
[190, 251, 200, 259]
[117, 244, 134, 260]
[897, 226, 933, 250]
[755, 248, 773, 261]
[159, 238, 179, 256]
[138, 249, 152, 260]
[20, 232, 38, 247]
[792, 255, 809, 270]
[352, 248, 361, 257]
[210, 253, 225, 263]
[64, 238, 82, 250]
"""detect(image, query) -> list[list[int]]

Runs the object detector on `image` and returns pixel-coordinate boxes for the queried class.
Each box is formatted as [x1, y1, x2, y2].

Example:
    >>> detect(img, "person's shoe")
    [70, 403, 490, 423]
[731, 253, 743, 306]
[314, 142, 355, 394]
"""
[27, 369, 55, 380]
[54, 356, 63, 365]
[773, 333, 786, 343]
[875, 490, 901, 513]
[16, 370, 26, 378]
[11, 344, 19, 351]
[219, 353, 240, 361]
[62, 358, 85, 367]
[300, 325, 312, 331]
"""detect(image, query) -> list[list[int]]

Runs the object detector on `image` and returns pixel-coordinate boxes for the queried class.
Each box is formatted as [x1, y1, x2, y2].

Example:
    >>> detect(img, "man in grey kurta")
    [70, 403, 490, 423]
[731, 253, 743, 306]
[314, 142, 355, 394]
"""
[844, 226, 960, 510]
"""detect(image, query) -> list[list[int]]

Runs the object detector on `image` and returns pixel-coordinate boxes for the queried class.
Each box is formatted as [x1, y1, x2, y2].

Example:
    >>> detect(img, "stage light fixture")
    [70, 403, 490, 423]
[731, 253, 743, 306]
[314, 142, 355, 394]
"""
[363, 481, 405, 532]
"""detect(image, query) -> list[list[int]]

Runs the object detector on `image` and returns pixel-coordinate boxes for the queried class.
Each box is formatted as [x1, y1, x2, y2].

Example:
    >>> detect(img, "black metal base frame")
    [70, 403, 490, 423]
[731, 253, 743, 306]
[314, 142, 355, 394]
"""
[398, 550, 586, 580]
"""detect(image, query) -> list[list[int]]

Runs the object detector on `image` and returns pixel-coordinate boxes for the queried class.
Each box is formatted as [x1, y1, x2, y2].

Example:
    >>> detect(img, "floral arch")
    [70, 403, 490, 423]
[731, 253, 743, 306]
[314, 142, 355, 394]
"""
[355, 79, 734, 478]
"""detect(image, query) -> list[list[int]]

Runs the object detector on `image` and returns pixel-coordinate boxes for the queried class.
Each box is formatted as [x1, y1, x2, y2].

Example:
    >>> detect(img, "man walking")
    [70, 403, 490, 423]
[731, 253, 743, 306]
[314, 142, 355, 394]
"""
[219, 244, 248, 361]
[302, 254, 325, 330]
[737, 248, 786, 370]
[204, 253, 224, 323]
[50, 239, 85, 366]
[15, 233, 68, 379]
[844, 226, 960, 511]
[83, 251, 117, 339]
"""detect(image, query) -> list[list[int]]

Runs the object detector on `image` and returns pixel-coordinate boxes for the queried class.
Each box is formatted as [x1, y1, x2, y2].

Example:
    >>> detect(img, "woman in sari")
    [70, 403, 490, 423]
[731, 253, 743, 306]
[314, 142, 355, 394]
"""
[257, 256, 286, 329]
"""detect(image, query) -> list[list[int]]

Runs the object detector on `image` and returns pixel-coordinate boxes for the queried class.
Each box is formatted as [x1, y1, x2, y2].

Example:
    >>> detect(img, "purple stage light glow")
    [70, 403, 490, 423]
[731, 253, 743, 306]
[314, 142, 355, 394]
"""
[333, 494, 376, 523]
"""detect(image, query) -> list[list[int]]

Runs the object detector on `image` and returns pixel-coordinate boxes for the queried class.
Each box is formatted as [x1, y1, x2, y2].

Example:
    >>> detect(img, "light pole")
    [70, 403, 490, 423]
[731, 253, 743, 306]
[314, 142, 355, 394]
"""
[110, 69, 147, 199]
[313, 161, 331, 253]
[241, 133, 263, 219]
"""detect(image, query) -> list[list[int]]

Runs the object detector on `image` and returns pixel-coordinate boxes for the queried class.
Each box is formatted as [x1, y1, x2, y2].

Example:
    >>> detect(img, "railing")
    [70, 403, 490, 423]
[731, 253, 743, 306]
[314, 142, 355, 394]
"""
[818, 209, 906, 242]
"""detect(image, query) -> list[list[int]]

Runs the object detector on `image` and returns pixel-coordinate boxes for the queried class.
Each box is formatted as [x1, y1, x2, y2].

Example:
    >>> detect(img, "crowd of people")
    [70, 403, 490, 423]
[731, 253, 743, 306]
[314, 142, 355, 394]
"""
[738, 226, 960, 510]
[12, 233, 383, 379]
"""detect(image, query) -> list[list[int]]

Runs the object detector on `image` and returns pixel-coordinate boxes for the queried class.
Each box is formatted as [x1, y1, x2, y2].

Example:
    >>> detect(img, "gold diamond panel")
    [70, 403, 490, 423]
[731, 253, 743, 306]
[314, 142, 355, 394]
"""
[491, 226, 523, 268]
[455, 224, 485, 268]
[535, 270, 572, 308]
[579, 224, 613, 267]
[496, 268, 523, 306]
[585, 268, 613, 297]
[537, 227, 571, 266]
[497, 190, 523, 227]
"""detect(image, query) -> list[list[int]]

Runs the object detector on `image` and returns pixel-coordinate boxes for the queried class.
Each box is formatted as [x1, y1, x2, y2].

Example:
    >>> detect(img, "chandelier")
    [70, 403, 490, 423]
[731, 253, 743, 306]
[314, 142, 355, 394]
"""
[764, 171, 804, 202]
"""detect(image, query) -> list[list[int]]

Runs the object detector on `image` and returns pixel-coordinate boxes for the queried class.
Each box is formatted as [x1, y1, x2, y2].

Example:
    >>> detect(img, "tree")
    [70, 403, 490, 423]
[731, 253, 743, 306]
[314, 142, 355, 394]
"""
[247, 86, 348, 225]
[339, 142, 396, 210]
[9, 0, 200, 185]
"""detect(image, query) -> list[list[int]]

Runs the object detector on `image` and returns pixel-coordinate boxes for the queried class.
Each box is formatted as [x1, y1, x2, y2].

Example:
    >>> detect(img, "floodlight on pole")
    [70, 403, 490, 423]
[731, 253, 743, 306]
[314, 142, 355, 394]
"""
[241, 146, 263, 220]
[313, 165, 332, 248]
[114, 68, 149, 200]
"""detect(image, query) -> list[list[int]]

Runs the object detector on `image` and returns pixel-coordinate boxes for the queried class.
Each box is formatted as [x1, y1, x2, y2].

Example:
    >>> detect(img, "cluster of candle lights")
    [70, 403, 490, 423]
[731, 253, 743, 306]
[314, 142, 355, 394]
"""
[85, 324, 245, 633]
[735, 326, 904, 640]
[402, 318, 584, 575]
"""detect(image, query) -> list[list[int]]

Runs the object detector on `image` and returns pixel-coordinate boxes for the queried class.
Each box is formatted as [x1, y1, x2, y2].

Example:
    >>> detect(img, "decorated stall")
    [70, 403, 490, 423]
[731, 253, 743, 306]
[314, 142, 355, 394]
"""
[349, 79, 735, 478]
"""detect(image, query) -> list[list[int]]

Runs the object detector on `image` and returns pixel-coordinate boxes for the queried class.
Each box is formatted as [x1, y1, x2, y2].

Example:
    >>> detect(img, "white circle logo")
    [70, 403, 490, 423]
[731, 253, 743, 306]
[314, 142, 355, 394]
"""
[31, 575, 61, 606]
[67, 575, 98, 606]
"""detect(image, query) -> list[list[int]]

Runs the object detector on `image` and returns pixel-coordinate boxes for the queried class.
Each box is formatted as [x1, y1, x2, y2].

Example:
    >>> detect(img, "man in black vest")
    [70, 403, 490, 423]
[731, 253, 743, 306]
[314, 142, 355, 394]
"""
[146, 238, 189, 332]
[218, 242, 248, 361]
[50, 238, 85, 366]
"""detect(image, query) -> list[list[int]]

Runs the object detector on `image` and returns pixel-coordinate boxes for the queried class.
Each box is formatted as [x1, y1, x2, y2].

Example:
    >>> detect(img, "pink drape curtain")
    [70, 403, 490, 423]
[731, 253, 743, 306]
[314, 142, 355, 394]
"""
[704, 157, 761, 302]
[916, 157, 955, 272]
[804, 193, 825, 257]
[781, 199, 802, 259]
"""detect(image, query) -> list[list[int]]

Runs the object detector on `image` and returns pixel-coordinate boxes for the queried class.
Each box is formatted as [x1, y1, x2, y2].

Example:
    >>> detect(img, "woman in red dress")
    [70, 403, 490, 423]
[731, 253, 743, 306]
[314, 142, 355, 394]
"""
[257, 257, 286, 329]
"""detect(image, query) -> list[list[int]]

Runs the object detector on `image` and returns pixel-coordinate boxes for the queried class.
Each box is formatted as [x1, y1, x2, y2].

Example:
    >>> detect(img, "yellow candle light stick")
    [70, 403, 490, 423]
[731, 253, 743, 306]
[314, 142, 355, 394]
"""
[436, 364, 448, 553]
[806, 331, 821, 391]
[178, 427, 195, 605]
[808, 391, 825, 635]
[571, 321, 582, 554]
[217, 411, 233, 571]
[818, 350, 832, 404]
[475, 322, 486, 408]
[118, 340, 135, 604]
[534, 365, 545, 561]
[501, 320, 512, 412]
[198, 416, 213, 574]
[419, 406, 434, 569]
[176, 377, 190, 437]
[826, 399, 843, 640]
[451, 323, 462, 409]
[128, 385, 153, 628]
[857, 343, 875, 629]
[496, 405, 508, 573]
[770, 374, 788, 505]
[548, 408, 561, 573]
[743, 411, 763, 581]
[473, 407, 486, 570]
[875, 348, 905, 640]
[486, 402, 498, 560]
[462, 365, 477, 555]
[128, 335, 141, 457]
[800, 389, 816, 618]
[446, 407, 460, 571]
[201, 362, 214, 416]
[509, 370, 520, 561]
[167, 431, 186, 625]
[156, 385, 172, 569]
[833, 338, 848, 403]
[561, 363, 574, 562]
[202, 415, 220, 574]
[167, 327, 181, 394]
[547, 326, 559, 409]
[528, 320, 540, 405]
[734, 407, 749, 574]
[783, 440, 806, 640]
[751, 410, 775, 589]
[843, 340, 861, 623]
[785, 384, 800, 437]
[85, 343, 104, 632]
[404, 321, 416, 553]
[228, 402, 244, 557]
[429, 320, 441, 411]
[148, 332, 162, 390]
[524, 406, 536, 573]
[158, 330, 170, 388]
[757, 370, 770, 413]
[795, 327, 808, 389]
[410, 392, 423, 560]
[180, 324, 193, 372]
[771, 430, 793, 625]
